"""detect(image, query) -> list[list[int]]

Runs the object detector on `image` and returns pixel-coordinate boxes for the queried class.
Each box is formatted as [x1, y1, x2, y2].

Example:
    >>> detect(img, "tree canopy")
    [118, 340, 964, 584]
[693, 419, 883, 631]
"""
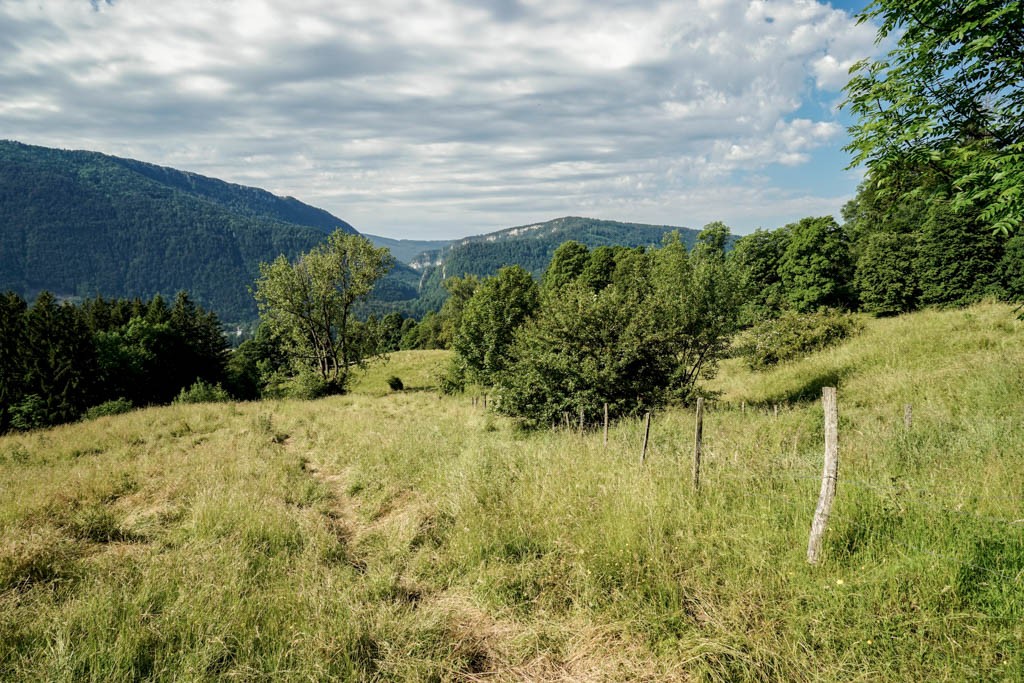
[254, 231, 393, 393]
[843, 0, 1024, 234]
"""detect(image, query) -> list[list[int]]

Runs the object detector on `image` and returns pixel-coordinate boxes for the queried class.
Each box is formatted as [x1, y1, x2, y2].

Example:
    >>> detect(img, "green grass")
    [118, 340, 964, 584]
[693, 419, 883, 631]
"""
[1, 303, 1022, 680]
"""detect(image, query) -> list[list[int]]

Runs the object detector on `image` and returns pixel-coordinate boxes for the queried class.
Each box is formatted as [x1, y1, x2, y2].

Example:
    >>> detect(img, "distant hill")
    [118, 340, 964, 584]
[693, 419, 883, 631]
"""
[408, 216, 703, 309]
[365, 234, 452, 265]
[0, 140, 420, 322]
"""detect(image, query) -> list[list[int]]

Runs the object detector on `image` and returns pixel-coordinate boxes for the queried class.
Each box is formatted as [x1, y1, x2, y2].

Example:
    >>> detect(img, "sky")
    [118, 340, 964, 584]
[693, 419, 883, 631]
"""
[0, 0, 881, 240]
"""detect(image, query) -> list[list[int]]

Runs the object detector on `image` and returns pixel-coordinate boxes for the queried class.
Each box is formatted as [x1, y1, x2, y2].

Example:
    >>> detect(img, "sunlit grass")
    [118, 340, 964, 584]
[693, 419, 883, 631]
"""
[1, 303, 1022, 680]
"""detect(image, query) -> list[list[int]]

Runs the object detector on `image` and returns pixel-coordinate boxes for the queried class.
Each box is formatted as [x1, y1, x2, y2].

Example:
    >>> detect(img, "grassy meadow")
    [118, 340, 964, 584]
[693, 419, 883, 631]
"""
[1, 303, 1022, 681]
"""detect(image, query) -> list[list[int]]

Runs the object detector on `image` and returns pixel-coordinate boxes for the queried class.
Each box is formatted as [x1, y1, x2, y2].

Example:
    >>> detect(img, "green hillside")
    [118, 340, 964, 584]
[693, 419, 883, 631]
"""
[1, 303, 1020, 680]
[0, 140, 421, 322]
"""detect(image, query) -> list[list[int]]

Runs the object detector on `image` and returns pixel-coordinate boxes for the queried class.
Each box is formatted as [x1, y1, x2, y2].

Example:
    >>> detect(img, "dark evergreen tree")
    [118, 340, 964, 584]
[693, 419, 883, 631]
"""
[0, 292, 28, 432]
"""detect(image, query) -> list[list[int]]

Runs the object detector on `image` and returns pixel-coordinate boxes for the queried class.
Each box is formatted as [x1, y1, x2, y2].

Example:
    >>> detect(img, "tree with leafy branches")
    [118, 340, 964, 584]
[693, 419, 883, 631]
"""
[843, 0, 1024, 235]
[254, 230, 393, 394]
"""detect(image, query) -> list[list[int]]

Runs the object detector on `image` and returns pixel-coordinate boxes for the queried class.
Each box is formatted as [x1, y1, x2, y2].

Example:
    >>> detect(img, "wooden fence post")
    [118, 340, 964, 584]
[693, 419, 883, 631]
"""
[482, 394, 487, 409]
[603, 403, 609, 447]
[903, 403, 912, 429]
[693, 398, 704, 491]
[579, 407, 584, 434]
[807, 386, 839, 565]
[640, 412, 652, 464]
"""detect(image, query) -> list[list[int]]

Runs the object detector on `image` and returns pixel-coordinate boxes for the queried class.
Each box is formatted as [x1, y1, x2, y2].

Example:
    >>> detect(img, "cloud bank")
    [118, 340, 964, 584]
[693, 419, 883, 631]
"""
[0, 0, 878, 238]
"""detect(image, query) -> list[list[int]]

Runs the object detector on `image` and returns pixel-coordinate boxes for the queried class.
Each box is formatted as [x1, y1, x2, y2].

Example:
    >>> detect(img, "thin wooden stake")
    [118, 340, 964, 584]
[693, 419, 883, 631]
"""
[774, 404, 779, 418]
[741, 401, 746, 414]
[903, 403, 912, 429]
[482, 394, 487, 409]
[807, 387, 839, 565]
[693, 398, 704, 491]
[578, 407, 584, 433]
[640, 412, 652, 464]
[603, 403, 609, 447]
[563, 412, 570, 430]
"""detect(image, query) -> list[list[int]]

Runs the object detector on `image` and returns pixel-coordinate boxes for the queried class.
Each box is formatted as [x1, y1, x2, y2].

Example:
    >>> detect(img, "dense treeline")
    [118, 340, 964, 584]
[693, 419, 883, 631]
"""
[734, 178, 1021, 322]
[0, 291, 228, 432]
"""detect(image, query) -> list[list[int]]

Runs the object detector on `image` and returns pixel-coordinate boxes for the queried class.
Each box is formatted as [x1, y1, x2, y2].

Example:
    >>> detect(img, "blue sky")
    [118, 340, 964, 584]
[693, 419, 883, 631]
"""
[0, 0, 880, 239]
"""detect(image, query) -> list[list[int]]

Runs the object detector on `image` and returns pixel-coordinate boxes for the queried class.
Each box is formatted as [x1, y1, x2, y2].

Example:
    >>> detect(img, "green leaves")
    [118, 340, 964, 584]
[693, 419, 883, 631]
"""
[843, 0, 1024, 234]
[253, 231, 393, 393]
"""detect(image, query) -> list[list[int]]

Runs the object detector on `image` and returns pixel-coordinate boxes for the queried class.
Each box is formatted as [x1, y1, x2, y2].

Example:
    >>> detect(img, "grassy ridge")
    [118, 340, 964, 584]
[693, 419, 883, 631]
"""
[1, 304, 1021, 680]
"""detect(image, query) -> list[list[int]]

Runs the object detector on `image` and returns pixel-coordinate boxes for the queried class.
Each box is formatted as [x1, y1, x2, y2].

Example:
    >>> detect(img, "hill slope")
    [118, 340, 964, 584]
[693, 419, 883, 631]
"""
[0, 140, 425, 322]
[1, 304, 1020, 680]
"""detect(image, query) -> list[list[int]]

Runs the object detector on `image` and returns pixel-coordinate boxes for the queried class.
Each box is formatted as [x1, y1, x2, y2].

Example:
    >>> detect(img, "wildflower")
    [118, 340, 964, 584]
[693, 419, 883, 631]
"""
[835, 578, 845, 586]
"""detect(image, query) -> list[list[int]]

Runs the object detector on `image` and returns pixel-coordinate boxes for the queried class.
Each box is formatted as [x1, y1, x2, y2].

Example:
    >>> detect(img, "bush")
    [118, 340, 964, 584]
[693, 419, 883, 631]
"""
[172, 380, 231, 405]
[386, 376, 404, 391]
[82, 398, 134, 421]
[737, 309, 861, 370]
[9, 395, 50, 431]
[437, 359, 467, 395]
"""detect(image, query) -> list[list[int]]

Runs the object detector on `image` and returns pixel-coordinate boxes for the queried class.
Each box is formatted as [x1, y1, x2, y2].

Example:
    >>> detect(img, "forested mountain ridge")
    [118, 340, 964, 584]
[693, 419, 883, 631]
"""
[0, 140, 422, 322]
[408, 216, 705, 310]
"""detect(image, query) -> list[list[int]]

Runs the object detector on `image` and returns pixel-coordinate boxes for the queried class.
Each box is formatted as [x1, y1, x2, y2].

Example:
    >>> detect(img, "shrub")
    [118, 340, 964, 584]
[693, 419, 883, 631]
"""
[172, 380, 231, 404]
[386, 376, 404, 391]
[9, 395, 50, 431]
[438, 359, 467, 395]
[82, 398, 134, 421]
[737, 309, 861, 370]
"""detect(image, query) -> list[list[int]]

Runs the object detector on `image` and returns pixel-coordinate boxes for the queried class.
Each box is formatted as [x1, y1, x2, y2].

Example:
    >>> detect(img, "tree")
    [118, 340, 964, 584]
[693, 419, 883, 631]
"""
[495, 233, 742, 427]
[729, 227, 790, 322]
[843, 0, 1024, 234]
[254, 231, 394, 393]
[451, 266, 539, 387]
[541, 240, 590, 293]
[997, 234, 1024, 301]
[854, 232, 919, 315]
[0, 292, 28, 432]
[914, 203, 1003, 306]
[778, 216, 855, 312]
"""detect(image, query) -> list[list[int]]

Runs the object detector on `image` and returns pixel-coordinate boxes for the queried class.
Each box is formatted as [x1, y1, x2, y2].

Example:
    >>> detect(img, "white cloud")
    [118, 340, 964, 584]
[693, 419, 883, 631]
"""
[0, 0, 881, 238]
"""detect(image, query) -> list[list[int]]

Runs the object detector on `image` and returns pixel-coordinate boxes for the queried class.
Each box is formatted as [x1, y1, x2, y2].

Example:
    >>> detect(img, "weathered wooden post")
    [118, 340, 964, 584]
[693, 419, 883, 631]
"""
[579, 407, 584, 434]
[603, 403, 609, 447]
[640, 412, 652, 464]
[807, 386, 839, 565]
[774, 404, 779, 418]
[903, 403, 912, 429]
[693, 398, 704, 491]
[482, 394, 487, 409]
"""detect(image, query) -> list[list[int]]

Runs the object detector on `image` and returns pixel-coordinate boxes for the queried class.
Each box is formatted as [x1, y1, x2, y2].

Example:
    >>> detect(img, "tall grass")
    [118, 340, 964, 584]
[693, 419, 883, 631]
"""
[1, 303, 1021, 680]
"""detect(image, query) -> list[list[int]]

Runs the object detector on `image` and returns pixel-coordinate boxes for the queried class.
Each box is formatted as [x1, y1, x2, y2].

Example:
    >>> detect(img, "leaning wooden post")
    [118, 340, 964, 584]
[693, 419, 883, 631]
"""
[903, 403, 912, 429]
[807, 387, 839, 565]
[693, 398, 704, 491]
[640, 412, 652, 464]
[603, 403, 609, 447]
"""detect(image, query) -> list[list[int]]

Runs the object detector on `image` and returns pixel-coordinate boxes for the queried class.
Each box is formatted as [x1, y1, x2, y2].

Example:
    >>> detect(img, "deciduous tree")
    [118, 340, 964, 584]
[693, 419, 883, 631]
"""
[254, 230, 393, 393]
